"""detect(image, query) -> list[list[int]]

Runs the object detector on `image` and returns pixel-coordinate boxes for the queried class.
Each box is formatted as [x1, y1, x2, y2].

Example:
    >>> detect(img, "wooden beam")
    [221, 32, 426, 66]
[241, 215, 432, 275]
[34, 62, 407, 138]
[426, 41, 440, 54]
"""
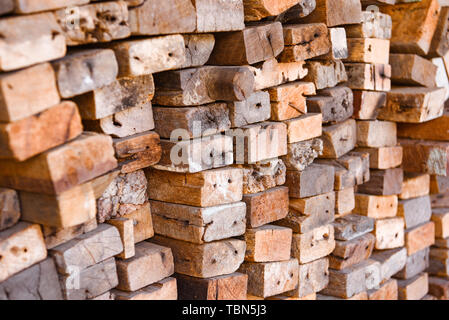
[0, 133, 117, 194]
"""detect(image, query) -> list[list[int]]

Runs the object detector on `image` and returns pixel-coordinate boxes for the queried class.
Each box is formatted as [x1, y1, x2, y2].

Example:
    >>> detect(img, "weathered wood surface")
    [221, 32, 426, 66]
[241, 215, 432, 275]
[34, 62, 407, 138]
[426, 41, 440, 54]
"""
[250, 58, 308, 90]
[356, 146, 402, 170]
[54, 1, 130, 45]
[397, 272, 429, 300]
[352, 90, 386, 120]
[280, 23, 330, 61]
[333, 214, 374, 241]
[429, 247, 449, 277]
[269, 81, 316, 121]
[432, 208, 449, 239]
[106, 218, 135, 259]
[243, 186, 289, 228]
[60, 257, 118, 300]
[83, 103, 155, 138]
[147, 167, 243, 207]
[321, 261, 368, 299]
[395, 247, 430, 280]
[114, 131, 162, 174]
[228, 91, 271, 128]
[400, 173, 430, 200]
[371, 248, 407, 282]
[0, 102, 82, 162]
[151, 201, 246, 244]
[316, 153, 370, 190]
[303, 60, 348, 90]
[0, 188, 20, 232]
[11, 0, 89, 14]
[116, 242, 174, 292]
[390, 54, 437, 87]
[52, 49, 118, 99]
[345, 63, 391, 92]
[154, 134, 233, 173]
[299, 0, 362, 26]
[281, 138, 323, 171]
[368, 278, 398, 300]
[234, 122, 287, 164]
[431, 193, 449, 209]
[154, 66, 255, 106]
[0, 133, 117, 195]
[243, 0, 301, 21]
[372, 217, 405, 250]
[0, 63, 60, 122]
[50, 224, 123, 274]
[307, 86, 353, 124]
[0, 13, 66, 72]
[317, 291, 368, 300]
[335, 187, 355, 216]
[151, 236, 245, 278]
[345, 11, 392, 39]
[399, 139, 449, 176]
[96, 170, 147, 223]
[286, 164, 334, 198]
[356, 120, 397, 148]
[291, 224, 335, 264]
[122, 202, 154, 243]
[128, 0, 196, 35]
[244, 225, 292, 262]
[284, 113, 322, 144]
[193, 0, 245, 33]
[153, 103, 230, 139]
[357, 168, 403, 196]
[430, 175, 449, 195]
[275, 191, 334, 234]
[345, 38, 390, 64]
[19, 183, 96, 228]
[398, 106, 449, 141]
[237, 159, 286, 194]
[180, 34, 215, 69]
[0, 223, 47, 282]
[110, 35, 186, 77]
[354, 194, 398, 219]
[176, 273, 247, 300]
[405, 222, 435, 256]
[239, 258, 299, 298]
[285, 257, 329, 298]
[398, 196, 432, 229]
[114, 277, 178, 300]
[330, 233, 375, 270]
[382, 0, 441, 55]
[318, 27, 348, 60]
[428, 6, 449, 57]
[75, 75, 154, 120]
[271, 0, 317, 23]
[0, 258, 62, 300]
[428, 277, 449, 300]
[319, 119, 357, 159]
[42, 219, 97, 250]
[209, 22, 284, 65]
[379, 87, 445, 123]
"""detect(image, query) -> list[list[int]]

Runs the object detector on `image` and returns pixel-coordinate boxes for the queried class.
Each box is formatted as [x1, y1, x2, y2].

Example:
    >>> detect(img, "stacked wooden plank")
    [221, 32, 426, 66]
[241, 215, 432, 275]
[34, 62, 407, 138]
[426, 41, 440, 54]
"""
[0, 0, 130, 298]
[378, 0, 448, 300]
[396, 108, 449, 300]
[309, 5, 395, 300]
[345, 6, 406, 300]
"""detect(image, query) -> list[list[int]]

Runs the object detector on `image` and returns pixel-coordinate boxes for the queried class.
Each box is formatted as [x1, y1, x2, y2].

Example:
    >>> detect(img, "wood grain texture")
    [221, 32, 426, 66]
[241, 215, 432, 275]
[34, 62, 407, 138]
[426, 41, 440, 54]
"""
[0, 101, 82, 162]
[151, 236, 245, 278]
